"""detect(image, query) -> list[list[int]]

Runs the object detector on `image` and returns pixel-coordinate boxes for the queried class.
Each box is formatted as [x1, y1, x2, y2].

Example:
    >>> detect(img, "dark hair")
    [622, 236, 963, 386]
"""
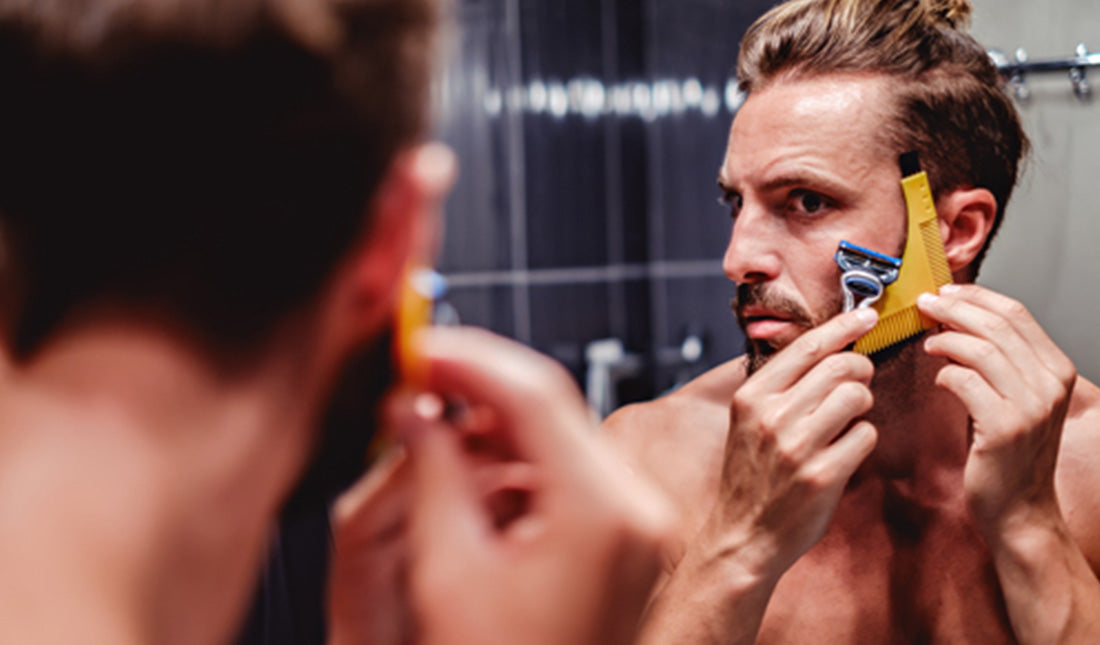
[737, 0, 1027, 275]
[0, 0, 442, 359]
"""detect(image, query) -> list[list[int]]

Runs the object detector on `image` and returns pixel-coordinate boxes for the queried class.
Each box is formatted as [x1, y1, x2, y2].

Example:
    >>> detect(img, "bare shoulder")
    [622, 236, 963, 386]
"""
[602, 357, 748, 503]
[1056, 375, 1100, 571]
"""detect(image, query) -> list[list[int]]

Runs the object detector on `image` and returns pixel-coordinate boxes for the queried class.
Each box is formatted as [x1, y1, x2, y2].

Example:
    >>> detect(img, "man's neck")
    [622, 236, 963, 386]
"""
[860, 336, 971, 502]
[0, 322, 327, 644]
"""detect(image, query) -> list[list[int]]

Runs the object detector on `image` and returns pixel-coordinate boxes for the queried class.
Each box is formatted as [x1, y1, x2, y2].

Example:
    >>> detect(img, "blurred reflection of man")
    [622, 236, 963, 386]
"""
[605, 0, 1100, 642]
[0, 1, 671, 643]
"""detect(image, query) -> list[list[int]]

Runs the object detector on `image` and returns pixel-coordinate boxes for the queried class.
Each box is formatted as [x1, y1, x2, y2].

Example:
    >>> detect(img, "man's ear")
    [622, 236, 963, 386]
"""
[937, 187, 997, 281]
[337, 143, 456, 344]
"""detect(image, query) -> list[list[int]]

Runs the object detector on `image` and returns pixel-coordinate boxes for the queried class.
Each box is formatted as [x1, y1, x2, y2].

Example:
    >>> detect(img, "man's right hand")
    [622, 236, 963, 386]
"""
[634, 308, 879, 645]
[702, 307, 880, 580]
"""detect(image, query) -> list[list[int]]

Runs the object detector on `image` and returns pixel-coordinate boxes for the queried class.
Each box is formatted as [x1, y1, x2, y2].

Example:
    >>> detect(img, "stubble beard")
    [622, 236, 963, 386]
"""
[733, 282, 845, 377]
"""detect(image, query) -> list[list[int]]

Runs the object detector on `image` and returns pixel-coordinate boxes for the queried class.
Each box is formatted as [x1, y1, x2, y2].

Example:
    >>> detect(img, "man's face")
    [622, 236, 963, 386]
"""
[718, 73, 907, 373]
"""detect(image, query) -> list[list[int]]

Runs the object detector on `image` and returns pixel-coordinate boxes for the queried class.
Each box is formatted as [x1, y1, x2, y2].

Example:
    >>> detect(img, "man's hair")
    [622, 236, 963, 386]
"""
[737, 0, 1027, 275]
[0, 0, 442, 359]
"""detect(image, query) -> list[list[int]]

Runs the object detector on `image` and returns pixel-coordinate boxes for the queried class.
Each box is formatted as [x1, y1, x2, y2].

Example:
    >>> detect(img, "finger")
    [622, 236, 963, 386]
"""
[919, 287, 1072, 386]
[923, 330, 1030, 402]
[935, 285, 1064, 364]
[331, 448, 410, 550]
[917, 290, 1051, 387]
[473, 461, 540, 495]
[750, 308, 878, 393]
[933, 363, 1008, 431]
[804, 420, 877, 484]
[794, 381, 874, 452]
[416, 326, 595, 472]
[406, 417, 489, 566]
[781, 352, 874, 421]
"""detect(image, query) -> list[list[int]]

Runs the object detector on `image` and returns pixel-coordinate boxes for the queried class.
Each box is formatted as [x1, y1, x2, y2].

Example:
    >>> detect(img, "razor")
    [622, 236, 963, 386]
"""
[835, 240, 902, 312]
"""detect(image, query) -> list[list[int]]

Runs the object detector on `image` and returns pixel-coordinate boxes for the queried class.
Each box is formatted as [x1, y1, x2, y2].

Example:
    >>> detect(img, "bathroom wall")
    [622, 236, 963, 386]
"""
[437, 0, 773, 410]
[969, 0, 1100, 382]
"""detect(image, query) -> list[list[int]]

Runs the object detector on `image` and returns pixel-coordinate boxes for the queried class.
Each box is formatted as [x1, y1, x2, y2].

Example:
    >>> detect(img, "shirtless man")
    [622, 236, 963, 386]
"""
[0, 1, 669, 643]
[605, 0, 1100, 642]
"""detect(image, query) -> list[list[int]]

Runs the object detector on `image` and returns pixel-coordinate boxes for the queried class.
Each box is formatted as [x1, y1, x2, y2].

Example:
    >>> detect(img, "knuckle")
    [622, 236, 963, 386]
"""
[973, 338, 999, 362]
[819, 354, 852, 381]
[980, 315, 1012, 339]
[796, 462, 833, 494]
[791, 333, 825, 359]
[1003, 297, 1029, 320]
[730, 387, 753, 414]
[837, 381, 873, 412]
[758, 408, 786, 437]
[852, 354, 874, 381]
[1056, 360, 1078, 390]
[774, 432, 806, 463]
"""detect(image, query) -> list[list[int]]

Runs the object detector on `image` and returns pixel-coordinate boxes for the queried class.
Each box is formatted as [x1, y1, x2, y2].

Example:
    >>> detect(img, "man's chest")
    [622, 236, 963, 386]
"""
[755, 509, 1017, 644]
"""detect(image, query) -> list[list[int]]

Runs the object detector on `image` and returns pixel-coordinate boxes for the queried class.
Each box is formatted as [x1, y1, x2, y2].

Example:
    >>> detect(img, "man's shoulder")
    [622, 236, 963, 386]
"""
[1056, 375, 1100, 571]
[603, 356, 747, 442]
[601, 357, 746, 485]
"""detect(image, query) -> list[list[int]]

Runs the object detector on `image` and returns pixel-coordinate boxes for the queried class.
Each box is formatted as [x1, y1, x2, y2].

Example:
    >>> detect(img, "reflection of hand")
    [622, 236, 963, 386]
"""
[703, 308, 879, 580]
[333, 327, 675, 645]
[328, 451, 416, 645]
[917, 285, 1076, 539]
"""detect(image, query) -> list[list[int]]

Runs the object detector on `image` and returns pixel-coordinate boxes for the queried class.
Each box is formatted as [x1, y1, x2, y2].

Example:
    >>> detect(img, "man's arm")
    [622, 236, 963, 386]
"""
[919, 284, 1100, 643]
[606, 309, 881, 645]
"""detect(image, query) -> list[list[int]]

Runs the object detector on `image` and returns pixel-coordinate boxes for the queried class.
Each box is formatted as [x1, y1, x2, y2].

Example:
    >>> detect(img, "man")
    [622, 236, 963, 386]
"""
[605, 0, 1100, 642]
[0, 1, 671, 643]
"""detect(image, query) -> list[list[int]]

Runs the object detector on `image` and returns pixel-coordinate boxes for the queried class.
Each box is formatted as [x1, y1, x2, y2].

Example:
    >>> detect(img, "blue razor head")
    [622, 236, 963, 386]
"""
[834, 241, 902, 285]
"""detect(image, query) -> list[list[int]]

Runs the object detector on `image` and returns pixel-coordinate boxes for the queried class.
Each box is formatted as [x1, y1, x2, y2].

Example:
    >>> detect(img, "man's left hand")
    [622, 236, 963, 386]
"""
[917, 284, 1077, 540]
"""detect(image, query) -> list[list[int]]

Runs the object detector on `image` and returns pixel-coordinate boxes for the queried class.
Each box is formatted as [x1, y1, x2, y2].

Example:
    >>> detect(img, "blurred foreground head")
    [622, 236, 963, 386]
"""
[0, 0, 443, 362]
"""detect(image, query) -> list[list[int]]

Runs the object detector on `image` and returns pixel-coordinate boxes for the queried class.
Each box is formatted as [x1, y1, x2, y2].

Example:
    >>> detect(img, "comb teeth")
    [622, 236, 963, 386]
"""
[920, 219, 953, 288]
[854, 305, 933, 355]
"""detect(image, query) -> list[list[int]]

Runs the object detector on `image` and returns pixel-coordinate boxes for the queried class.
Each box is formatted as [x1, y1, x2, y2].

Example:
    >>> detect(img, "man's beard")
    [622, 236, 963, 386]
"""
[733, 282, 844, 376]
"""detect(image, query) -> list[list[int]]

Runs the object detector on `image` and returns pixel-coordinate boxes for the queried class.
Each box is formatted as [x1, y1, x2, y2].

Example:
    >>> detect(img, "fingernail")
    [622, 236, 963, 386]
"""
[939, 284, 961, 295]
[917, 292, 937, 307]
[410, 393, 445, 425]
[855, 307, 878, 325]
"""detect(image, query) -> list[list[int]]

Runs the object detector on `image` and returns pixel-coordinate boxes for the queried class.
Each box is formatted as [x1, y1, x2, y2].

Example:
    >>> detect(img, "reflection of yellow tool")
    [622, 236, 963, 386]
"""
[369, 265, 438, 462]
[854, 152, 953, 355]
[393, 264, 434, 388]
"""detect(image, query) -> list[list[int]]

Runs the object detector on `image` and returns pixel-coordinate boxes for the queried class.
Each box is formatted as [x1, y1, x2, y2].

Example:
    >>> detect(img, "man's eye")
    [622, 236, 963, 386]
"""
[719, 193, 743, 219]
[789, 190, 829, 216]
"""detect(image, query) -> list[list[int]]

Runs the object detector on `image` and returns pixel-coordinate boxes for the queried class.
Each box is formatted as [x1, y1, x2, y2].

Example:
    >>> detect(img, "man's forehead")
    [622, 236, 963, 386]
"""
[720, 73, 895, 186]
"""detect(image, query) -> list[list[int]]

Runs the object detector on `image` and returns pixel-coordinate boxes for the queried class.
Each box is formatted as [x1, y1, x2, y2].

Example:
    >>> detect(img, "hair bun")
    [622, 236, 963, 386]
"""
[922, 0, 972, 28]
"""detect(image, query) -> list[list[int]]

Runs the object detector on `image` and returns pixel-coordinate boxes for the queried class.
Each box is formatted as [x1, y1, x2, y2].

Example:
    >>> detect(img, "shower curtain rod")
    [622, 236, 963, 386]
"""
[990, 47, 1099, 75]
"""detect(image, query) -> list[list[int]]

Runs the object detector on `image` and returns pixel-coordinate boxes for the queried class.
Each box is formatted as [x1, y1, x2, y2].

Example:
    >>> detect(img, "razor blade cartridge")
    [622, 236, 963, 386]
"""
[835, 241, 903, 312]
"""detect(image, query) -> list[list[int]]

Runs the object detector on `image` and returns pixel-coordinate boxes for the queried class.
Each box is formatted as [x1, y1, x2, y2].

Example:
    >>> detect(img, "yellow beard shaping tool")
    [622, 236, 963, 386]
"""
[393, 264, 436, 388]
[853, 151, 953, 355]
[367, 265, 438, 462]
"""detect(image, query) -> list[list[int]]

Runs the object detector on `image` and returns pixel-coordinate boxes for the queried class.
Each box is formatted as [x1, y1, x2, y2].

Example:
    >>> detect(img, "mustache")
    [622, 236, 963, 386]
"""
[731, 283, 815, 330]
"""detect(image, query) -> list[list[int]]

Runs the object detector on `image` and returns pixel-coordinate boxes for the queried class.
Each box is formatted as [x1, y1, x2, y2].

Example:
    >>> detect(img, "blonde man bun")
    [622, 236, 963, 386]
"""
[922, 0, 972, 28]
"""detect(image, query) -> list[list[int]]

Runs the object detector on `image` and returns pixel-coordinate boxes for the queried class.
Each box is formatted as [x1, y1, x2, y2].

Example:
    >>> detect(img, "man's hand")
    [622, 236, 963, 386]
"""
[329, 327, 674, 645]
[917, 284, 1076, 538]
[704, 307, 879, 580]
[918, 284, 1100, 644]
[634, 308, 879, 645]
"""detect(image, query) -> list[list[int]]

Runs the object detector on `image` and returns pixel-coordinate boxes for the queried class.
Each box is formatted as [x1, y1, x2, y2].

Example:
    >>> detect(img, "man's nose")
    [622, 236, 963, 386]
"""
[722, 205, 782, 285]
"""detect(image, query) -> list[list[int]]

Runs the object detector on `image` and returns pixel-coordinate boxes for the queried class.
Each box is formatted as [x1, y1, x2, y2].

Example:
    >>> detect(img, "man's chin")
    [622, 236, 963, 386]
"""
[744, 338, 780, 376]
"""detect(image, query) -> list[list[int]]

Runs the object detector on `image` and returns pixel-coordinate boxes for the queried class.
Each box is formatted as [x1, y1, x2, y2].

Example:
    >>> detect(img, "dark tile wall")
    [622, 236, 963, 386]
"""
[437, 0, 772, 407]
